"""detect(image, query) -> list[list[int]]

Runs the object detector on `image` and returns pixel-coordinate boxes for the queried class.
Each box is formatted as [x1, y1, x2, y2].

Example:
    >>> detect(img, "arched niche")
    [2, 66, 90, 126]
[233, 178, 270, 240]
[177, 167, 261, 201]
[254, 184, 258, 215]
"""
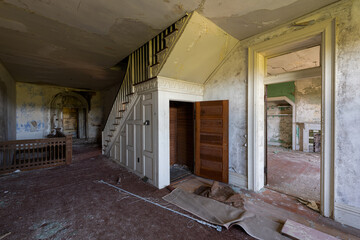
[50, 92, 88, 139]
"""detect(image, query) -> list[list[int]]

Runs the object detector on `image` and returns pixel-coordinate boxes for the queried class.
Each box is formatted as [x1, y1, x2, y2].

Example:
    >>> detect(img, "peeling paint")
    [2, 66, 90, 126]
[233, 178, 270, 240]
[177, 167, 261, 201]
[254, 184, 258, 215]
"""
[16, 82, 104, 142]
[204, 0, 360, 210]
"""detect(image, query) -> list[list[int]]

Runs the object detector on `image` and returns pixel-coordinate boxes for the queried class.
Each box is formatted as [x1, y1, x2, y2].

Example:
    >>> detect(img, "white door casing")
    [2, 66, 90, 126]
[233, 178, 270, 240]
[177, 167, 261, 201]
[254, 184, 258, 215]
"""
[247, 19, 335, 217]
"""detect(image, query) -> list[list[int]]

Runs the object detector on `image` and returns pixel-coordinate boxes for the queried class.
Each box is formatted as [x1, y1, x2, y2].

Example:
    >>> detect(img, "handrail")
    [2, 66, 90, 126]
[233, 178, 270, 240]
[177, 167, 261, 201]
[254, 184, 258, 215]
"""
[102, 14, 190, 152]
[0, 135, 72, 173]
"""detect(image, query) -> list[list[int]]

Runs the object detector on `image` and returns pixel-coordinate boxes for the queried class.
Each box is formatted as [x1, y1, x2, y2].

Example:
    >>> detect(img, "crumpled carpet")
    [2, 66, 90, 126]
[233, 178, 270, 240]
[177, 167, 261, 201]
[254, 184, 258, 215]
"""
[163, 187, 289, 240]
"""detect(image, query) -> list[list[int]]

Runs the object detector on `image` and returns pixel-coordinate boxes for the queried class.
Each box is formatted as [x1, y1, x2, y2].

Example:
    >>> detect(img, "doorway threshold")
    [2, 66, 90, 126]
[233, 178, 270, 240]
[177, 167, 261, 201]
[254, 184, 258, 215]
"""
[170, 164, 192, 183]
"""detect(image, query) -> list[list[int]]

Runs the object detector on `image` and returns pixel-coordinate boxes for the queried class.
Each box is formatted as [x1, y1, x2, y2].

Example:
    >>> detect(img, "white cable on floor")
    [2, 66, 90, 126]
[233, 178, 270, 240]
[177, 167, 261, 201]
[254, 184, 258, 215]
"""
[97, 180, 222, 232]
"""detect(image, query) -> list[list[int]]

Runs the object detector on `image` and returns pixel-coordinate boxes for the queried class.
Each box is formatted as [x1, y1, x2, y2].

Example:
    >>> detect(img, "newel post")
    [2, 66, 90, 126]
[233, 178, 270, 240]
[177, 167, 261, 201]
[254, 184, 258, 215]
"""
[65, 135, 72, 164]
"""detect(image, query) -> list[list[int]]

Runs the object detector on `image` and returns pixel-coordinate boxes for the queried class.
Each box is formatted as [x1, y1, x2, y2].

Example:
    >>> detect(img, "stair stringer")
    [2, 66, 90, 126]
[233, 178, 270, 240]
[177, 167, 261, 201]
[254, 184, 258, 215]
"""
[103, 92, 139, 156]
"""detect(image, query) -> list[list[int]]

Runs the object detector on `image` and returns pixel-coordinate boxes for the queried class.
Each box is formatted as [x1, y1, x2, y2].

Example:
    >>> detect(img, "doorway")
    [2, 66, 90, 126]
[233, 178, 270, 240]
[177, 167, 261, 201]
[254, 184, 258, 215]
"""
[248, 20, 335, 217]
[169, 101, 194, 182]
[169, 100, 229, 183]
[265, 77, 322, 204]
[63, 107, 79, 138]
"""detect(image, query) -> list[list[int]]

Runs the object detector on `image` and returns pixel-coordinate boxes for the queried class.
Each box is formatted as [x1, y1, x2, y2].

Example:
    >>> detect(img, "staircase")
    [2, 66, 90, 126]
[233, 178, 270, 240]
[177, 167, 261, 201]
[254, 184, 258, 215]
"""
[102, 14, 190, 154]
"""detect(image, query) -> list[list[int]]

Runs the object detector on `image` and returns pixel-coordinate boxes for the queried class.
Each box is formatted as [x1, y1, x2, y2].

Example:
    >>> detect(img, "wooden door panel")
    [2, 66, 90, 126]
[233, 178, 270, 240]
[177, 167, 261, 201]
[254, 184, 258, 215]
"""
[200, 133, 223, 145]
[195, 100, 228, 183]
[200, 119, 223, 133]
[169, 104, 177, 166]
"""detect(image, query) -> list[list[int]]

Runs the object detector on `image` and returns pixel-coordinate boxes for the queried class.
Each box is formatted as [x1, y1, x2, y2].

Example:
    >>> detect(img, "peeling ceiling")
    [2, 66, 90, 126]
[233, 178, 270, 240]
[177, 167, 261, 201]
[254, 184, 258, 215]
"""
[0, 0, 338, 90]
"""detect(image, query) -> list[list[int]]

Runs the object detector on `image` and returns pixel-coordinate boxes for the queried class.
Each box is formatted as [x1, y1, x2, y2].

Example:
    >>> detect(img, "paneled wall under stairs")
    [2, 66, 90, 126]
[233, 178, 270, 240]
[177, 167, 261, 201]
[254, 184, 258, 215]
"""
[109, 92, 156, 186]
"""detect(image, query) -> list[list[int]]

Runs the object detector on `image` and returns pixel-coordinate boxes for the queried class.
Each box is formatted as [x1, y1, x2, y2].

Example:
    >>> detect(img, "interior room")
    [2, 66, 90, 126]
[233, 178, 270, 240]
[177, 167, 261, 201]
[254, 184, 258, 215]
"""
[265, 45, 322, 205]
[1, 0, 360, 239]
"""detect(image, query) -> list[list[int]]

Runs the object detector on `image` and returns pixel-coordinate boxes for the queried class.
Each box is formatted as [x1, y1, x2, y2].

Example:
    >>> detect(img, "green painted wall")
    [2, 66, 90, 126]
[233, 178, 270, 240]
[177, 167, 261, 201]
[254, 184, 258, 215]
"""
[267, 82, 295, 102]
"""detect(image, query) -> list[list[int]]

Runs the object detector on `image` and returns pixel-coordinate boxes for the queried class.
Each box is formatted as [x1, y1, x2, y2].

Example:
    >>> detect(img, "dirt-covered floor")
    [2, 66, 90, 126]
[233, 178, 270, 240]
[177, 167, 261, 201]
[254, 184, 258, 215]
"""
[267, 146, 320, 202]
[0, 145, 253, 240]
[1, 144, 359, 240]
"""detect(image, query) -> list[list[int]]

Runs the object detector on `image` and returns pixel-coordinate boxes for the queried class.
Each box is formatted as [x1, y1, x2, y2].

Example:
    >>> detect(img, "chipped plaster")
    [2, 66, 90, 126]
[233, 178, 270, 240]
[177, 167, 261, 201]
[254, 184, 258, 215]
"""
[203, 0, 360, 211]
[0, 0, 337, 89]
[16, 82, 103, 142]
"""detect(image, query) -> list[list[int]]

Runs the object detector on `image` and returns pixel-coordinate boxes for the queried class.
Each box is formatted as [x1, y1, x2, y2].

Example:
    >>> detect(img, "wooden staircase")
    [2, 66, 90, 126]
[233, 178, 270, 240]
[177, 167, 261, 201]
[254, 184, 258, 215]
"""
[102, 14, 191, 154]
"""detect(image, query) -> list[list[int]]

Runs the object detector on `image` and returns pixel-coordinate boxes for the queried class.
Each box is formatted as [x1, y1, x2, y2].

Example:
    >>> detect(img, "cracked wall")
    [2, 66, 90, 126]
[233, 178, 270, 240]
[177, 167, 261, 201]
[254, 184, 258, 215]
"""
[16, 82, 103, 142]
[204, 0, 360, 211]
[295, 78, 321, 123]
[267, 103, 292, 148]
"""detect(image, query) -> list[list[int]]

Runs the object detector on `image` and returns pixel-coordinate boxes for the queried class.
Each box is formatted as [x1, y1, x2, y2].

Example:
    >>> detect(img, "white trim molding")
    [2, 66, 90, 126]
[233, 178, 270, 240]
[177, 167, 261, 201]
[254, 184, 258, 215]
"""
[264, 66, 321, 85]
[157, 76, 204, 96]
[247, 19, 336, 218]
[135, 76, 204, 96]
[229, 172, 248, 189]
[335, 203, 360, 229]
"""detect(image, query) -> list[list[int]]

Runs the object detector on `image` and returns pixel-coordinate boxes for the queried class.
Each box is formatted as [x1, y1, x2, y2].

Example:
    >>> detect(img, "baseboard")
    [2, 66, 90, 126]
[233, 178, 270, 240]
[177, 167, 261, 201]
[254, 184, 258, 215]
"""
[334, 203, 360, 229]
[229, 172, 247, 189]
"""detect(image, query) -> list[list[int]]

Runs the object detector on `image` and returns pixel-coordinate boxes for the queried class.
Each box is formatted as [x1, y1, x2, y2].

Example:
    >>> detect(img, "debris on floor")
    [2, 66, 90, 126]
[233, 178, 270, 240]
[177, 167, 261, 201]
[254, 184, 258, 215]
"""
[297, 198, 320, 212]
[281, 219, 338, 240]
[169, 175, 360, 240]
[164, 188, 288, 240]
[194, 181, 244, 208]
[98, 180, 222, 232]
[0, 232, 11, 240]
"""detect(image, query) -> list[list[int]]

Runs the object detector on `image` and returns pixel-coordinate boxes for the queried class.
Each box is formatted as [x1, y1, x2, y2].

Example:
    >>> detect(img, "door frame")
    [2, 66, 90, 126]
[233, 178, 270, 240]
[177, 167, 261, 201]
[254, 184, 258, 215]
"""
[247, 19, 335, 217]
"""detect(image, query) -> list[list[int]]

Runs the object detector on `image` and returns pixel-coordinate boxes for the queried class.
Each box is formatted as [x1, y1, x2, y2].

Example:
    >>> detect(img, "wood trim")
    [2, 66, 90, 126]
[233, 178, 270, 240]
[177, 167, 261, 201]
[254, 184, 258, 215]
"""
[0, 136, 72, 173]
[132, 76, 157, 86]
[195, 102, 200, 176]
[65, 135, 72, 165]
[248, 19, 335, 218]
[222, 100, 229, 183]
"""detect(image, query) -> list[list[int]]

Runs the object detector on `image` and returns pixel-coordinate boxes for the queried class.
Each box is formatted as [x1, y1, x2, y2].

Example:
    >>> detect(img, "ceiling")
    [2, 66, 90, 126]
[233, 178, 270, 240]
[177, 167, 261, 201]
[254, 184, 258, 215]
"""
[0, 0, 338, 90]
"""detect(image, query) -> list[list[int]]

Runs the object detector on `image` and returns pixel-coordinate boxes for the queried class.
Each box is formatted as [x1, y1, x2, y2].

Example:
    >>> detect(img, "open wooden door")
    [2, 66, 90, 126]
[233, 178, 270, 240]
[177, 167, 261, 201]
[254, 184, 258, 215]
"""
[195, 100, 228, 183]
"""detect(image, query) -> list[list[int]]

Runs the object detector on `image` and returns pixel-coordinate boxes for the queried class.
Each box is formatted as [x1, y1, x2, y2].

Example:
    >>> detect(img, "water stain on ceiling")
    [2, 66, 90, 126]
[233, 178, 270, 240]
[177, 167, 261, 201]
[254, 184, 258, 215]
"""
[0, 0, 338, 90]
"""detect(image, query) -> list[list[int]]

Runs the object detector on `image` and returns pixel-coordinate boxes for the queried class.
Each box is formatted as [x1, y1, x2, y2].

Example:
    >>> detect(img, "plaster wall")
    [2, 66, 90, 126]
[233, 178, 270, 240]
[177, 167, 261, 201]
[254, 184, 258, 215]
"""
[267, 103, 292, 147]
[159, 11, 238, 84]
[295, 78, 321, 123]
[0, 61, 16, 140]
[203, 0, 360, 214]
[16, 82, 103, 141]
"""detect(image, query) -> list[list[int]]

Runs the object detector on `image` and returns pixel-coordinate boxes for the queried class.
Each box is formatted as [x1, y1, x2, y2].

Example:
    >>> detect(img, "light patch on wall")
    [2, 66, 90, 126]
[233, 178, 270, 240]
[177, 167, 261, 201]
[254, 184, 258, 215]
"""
[30, 121, 38, 132]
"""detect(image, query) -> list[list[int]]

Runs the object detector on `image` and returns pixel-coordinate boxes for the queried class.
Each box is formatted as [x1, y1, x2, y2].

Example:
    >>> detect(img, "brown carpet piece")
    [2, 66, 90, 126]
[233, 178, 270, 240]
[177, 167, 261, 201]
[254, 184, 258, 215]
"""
[163, 188, 289, 240]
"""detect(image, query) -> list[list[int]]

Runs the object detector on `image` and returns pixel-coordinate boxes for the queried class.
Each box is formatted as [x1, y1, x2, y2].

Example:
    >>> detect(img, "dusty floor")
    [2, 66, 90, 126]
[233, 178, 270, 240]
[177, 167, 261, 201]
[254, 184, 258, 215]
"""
[267, 146, 320, 202]
[172, 175, 360, 239]
[0, 145, 253, 240]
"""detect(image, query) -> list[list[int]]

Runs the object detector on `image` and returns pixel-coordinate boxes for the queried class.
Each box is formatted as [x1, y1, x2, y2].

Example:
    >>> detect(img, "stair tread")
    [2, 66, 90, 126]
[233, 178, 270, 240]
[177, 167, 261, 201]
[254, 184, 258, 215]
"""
[164, 29, 178, 38]
[150, 62, 159, 67]
[155, 47, 168, 55]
